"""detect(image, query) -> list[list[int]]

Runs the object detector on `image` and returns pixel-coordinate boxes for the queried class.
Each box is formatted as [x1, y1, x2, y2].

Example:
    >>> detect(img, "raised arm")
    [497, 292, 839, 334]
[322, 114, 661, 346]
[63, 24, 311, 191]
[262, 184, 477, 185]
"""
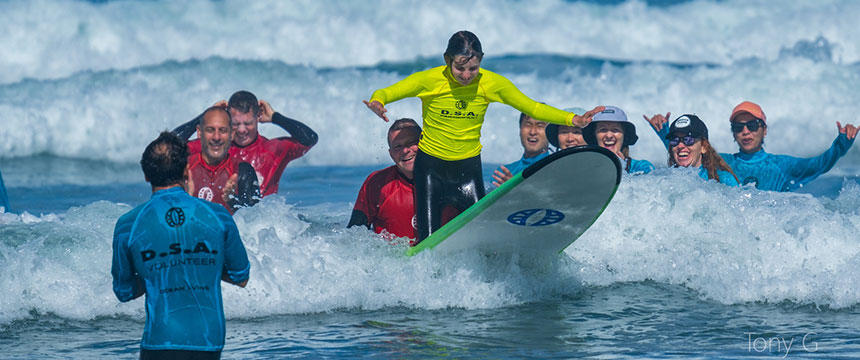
[644, 112, 672, 150]
[172, 100, 228, 140]
[258, 100, 319, 147]
[364, 69, 431, 122]
[785, 122, 856, 185]
[492, 74, 603, 127]
[172, 113, 203, 140]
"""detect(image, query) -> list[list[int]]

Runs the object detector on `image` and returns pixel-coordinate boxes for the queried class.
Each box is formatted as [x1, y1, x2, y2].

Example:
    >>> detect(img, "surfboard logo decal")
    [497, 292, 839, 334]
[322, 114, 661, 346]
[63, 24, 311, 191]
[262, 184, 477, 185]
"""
[507, 208, 565, 226]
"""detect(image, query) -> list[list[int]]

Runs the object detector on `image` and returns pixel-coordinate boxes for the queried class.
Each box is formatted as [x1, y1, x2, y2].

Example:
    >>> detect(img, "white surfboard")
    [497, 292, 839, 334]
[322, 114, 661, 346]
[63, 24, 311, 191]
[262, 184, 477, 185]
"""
[407, 146, 621, 257]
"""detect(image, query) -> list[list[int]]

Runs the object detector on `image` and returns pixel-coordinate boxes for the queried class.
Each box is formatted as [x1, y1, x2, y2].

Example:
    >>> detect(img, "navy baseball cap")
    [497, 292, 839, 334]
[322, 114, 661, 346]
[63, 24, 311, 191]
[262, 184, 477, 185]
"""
[665, 114, 708, 140]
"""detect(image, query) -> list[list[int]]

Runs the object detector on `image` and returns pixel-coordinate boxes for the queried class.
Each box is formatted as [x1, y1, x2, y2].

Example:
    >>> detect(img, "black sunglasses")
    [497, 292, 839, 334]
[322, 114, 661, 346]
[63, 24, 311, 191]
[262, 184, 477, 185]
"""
[669, 135, 698, 147]
[731, 119, 765, 133]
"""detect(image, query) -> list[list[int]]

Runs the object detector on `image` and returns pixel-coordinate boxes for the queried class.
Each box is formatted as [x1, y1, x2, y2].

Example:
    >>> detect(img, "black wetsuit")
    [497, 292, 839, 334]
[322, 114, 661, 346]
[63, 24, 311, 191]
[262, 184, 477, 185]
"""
[413, 150, 485, 242]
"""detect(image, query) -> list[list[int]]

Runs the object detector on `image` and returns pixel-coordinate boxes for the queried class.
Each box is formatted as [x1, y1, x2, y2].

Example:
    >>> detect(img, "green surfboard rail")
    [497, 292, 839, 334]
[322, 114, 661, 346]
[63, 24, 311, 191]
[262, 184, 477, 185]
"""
[405, 172, 525, 256]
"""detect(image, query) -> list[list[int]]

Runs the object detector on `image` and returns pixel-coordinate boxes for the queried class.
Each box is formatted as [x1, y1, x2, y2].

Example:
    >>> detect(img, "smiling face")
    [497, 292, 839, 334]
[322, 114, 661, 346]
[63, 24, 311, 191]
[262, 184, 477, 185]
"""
[229, 108, 258, 147]
[557, 125, 585, 149]
[519, 116, 548, 157]
[670, 133, 705, 167]
[388, 126, 420, 179]
[449, 55, 481, 86]
[731, 112, 767, 154]
[594, 122, 625, 155]
[198, 109, 232, 165]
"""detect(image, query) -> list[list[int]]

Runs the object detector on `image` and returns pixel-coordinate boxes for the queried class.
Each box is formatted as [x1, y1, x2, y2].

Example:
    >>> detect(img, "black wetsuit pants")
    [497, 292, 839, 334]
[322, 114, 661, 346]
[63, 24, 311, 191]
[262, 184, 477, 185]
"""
[413, 150, 485, 243]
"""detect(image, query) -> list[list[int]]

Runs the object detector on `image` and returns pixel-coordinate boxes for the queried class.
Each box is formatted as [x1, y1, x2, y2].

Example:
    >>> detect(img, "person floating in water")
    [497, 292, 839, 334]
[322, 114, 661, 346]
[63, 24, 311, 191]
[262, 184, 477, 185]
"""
[185, 106, 260, 214]
[645, 101, 858, 191]
[348, 119, 422, 241]
[546, 107, 588, 151]
[112, 131, 250, 360]
[174, 90, 318, 197]
[364, 30, 604, 244]
[489, 112, 550, 187]
[646, 113, 739, 185]
[582, 106, 654, 174]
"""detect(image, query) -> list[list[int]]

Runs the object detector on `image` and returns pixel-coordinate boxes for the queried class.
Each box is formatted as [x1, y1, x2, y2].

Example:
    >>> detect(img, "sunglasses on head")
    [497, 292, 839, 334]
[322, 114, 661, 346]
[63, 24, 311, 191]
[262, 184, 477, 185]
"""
[669, 135, 698, 147]
[731, 118, 765, 133]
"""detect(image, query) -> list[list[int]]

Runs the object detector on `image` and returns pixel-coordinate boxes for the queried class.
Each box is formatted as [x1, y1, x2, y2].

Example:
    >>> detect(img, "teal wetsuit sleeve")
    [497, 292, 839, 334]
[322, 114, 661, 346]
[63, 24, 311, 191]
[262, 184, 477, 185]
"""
[651, 122, 671, 150]
[219, 209, 250, 284]
[783, 133, 854, 186]
[111, 211, 144, 302]
[629, 159, 654, 174]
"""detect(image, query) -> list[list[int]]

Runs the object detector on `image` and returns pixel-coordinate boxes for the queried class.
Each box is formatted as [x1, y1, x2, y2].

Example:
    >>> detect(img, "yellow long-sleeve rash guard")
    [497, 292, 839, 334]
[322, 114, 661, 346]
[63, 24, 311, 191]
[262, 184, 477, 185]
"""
[370, 65, 576, 161]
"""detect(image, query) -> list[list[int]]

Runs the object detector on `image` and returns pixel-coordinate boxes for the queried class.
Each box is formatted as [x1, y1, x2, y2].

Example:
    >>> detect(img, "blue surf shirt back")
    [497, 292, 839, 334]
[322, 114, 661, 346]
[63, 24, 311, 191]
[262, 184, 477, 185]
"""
[112, 186, 250, 352]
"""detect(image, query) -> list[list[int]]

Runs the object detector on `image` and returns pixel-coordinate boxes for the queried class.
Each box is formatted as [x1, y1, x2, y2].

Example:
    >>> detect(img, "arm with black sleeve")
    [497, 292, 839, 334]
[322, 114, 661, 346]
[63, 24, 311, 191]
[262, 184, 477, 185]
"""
[172, 112, 204, 141]
[271, 112, 319, 147]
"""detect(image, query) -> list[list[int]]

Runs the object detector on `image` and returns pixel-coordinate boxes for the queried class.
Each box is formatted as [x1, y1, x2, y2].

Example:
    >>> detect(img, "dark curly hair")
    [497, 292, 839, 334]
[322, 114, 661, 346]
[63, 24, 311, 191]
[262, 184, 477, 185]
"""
[140, 131, 189, 187]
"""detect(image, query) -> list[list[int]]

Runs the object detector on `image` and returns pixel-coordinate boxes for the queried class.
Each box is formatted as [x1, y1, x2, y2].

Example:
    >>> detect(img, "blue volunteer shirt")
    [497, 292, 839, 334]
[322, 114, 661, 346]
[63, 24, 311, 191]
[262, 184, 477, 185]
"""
[719, 134, 854, 191]
[112, 186, 250, 352]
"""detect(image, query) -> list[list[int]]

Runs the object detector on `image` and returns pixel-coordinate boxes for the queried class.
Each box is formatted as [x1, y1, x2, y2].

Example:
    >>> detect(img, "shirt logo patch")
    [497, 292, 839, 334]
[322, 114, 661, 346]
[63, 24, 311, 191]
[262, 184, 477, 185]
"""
[507, 208, 565, 226]
[165, 207, 185, 227]
[198, 187, 214, 201]
[455, 100, 468, 110]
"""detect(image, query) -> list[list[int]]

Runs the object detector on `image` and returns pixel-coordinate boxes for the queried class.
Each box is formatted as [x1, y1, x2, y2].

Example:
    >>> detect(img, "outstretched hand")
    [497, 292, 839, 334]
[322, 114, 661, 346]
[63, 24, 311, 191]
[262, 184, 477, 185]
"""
[644, 112, 671, 131]
[491, 166, 514, 187]
[258, 100, 275, 123]
[571, 106, 606, 128]
[363, 100, 389, 122]
[837, 121, 859, 140]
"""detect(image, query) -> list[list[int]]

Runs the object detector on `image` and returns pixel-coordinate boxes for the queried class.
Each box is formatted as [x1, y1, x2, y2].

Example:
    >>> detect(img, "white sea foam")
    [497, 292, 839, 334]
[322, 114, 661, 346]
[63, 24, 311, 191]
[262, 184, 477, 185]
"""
[1, 178, 858, 325]
[2, 0, 860, 84]
[568, 169, 860, 308]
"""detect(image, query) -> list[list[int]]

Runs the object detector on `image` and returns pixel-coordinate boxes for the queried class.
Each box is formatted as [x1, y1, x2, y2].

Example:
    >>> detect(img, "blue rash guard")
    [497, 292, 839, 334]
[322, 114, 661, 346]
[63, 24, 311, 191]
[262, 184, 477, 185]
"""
[0, 169, 9, 212]
[627, 158, 655, 175]
[493, 150, 550, 181]
[112, 186, 250, 352]
[719, 134, 854, 191]
[652, 124, 738, 186]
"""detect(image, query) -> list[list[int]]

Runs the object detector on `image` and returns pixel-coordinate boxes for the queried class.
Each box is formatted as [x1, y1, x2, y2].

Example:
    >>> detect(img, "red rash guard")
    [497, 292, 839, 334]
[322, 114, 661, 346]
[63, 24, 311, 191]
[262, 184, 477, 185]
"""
[188, 136, 309, 196]
[352, 166, 417, 240]
[186, 153, 240, 213]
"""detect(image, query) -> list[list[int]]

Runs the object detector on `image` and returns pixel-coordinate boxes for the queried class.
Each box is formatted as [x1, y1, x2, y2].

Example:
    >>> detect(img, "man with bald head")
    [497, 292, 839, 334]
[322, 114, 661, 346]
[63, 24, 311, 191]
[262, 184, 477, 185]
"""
[185, 106, 260, 213]
[174, 90, 318, 197]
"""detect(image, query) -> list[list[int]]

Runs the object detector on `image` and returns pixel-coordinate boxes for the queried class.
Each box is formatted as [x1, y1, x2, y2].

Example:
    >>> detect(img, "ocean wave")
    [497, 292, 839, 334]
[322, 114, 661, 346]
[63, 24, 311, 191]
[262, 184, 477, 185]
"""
[1, 177, 858, 325]
[2, 0, 860, 84]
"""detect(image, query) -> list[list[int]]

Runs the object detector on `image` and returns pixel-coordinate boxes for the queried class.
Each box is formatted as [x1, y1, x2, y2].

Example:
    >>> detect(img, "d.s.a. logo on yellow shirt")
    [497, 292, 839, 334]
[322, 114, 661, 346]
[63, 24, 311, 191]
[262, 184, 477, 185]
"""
[455, 100, 467, 110]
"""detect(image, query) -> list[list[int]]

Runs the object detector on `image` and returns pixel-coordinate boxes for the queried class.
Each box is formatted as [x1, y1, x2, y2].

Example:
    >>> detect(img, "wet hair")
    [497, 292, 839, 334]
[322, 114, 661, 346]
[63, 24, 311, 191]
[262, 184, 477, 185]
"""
[444, 30, 484, 65]
[198, 106, 232, 128]
[387, 118, 422, 146]
[227, 90, 260, 117]
[668, 138, 739, 183]
[140, 131, 189, 187]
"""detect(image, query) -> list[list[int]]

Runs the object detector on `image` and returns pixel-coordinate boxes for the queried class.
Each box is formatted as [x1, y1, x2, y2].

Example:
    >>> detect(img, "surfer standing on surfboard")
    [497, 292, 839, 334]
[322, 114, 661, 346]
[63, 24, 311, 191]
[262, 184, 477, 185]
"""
[364, 30, 604, 244]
